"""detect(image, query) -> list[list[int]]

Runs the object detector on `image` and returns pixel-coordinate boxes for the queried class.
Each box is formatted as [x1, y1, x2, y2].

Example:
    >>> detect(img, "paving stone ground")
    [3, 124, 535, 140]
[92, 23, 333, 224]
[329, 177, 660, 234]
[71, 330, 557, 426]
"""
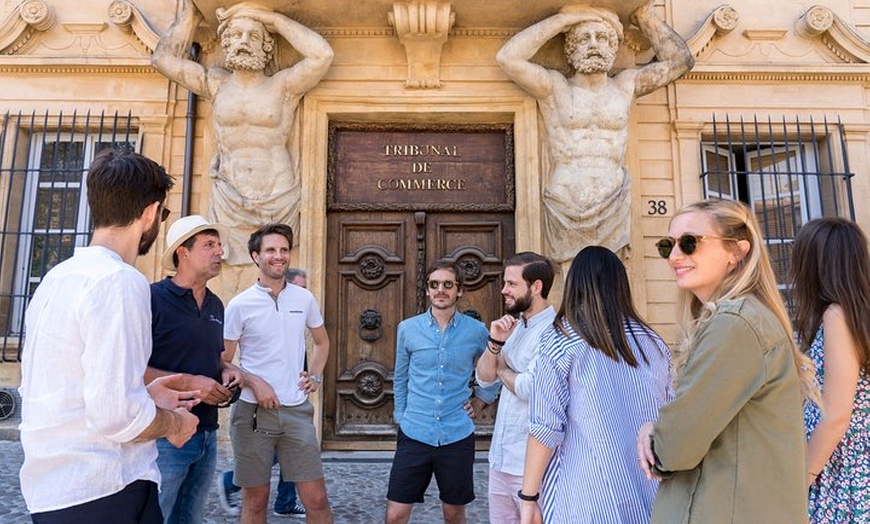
[0, 439, 491, 523]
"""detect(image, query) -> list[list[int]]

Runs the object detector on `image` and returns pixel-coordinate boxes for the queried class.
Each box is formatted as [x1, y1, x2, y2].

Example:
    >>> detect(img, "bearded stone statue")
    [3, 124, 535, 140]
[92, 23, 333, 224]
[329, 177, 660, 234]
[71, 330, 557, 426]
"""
[153, 1, 333, 264]
[496, 2, 693, 269]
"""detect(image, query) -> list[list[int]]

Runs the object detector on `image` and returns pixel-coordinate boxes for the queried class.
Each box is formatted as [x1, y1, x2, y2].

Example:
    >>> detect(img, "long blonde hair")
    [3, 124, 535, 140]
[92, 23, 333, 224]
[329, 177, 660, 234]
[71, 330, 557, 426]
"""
[671, 199, 820, 403]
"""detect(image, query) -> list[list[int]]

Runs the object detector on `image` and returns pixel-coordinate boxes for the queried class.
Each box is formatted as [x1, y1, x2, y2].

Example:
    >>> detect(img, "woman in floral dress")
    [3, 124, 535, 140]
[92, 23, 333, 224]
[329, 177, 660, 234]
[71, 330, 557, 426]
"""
[791, 217, 870, 523]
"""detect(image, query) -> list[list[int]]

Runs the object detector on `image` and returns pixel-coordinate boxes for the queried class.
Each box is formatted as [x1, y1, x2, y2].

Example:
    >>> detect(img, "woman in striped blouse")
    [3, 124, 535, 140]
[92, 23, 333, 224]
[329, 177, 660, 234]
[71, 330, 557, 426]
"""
[519, 246, 672, 523]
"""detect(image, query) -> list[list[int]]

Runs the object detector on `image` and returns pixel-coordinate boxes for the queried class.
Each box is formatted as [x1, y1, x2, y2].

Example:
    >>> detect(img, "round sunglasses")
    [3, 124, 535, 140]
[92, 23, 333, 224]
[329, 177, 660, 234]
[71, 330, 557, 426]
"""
[427, 279, 457, 290]
[655, 234, 739, 258]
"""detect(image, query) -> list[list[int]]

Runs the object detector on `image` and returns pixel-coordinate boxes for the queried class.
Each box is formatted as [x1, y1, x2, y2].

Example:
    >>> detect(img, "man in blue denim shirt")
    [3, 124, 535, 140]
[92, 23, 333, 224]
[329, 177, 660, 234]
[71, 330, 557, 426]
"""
[386, 260, 491, 524]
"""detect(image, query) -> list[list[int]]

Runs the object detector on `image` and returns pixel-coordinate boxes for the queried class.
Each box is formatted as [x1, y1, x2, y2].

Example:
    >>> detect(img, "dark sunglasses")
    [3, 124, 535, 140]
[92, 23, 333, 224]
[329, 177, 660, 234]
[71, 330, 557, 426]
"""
[160, 204, 171, 222]
[427, 279, 456, 290]
[655, 234, 738, 258]
[216, 384, 241, 408]
[252, 405, 284, 436]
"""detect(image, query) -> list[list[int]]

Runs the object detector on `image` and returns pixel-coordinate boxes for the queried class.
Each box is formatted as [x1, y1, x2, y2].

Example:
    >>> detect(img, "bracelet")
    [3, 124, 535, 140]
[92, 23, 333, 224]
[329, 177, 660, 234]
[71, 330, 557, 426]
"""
[488, 336, 506, 346]
[517, 490, 539, 502]
[487, 344, 501, 355]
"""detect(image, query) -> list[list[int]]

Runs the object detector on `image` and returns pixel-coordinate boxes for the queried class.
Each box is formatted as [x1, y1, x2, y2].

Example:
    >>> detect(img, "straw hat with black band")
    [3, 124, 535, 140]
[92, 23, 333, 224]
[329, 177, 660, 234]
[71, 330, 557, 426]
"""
[161, 215, 229, 272]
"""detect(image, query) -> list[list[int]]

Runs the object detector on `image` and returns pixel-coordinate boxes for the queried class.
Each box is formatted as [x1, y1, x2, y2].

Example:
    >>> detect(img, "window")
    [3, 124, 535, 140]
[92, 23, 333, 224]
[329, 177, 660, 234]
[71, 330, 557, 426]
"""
[701, 115, 855, 311]
[0, 111, 136, 360]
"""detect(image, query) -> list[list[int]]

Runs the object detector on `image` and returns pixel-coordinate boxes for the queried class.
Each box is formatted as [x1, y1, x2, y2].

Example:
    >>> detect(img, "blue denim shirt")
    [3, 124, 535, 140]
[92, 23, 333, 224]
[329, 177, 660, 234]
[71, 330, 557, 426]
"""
[393, 309, 490, 446]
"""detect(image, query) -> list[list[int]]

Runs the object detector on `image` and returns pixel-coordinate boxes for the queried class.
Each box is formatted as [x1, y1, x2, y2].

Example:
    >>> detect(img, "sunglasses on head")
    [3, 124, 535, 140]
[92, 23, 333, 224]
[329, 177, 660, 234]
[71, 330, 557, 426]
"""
[427, 279, 457, 290]
[655, 234, 739, 258]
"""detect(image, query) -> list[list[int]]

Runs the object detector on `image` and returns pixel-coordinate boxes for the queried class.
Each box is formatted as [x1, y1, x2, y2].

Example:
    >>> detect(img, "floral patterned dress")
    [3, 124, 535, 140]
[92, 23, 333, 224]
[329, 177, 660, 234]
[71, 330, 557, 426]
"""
[804, 325, 870, 523]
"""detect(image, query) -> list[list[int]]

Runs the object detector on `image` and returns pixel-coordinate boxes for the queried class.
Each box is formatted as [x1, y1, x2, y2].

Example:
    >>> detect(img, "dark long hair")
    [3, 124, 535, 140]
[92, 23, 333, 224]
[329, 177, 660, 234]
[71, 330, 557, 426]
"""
[554, 246, 654, 367]
[790, 217, 870, 371]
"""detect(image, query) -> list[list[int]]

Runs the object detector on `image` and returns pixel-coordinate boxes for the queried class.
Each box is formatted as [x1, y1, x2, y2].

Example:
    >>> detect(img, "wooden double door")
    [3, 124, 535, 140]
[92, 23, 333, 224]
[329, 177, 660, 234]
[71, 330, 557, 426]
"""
[322, 211, 515, 449]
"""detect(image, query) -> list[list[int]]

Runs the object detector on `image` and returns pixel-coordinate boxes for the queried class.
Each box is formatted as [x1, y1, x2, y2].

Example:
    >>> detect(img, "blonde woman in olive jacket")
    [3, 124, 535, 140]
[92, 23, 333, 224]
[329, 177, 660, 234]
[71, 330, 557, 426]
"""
[637, 199, 817, 523]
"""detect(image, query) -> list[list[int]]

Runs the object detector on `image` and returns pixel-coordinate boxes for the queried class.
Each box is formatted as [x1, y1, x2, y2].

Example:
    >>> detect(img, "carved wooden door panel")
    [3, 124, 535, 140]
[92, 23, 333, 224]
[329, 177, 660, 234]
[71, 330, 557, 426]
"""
[323, 123, 515, 449]
[322, 211, 514, 449]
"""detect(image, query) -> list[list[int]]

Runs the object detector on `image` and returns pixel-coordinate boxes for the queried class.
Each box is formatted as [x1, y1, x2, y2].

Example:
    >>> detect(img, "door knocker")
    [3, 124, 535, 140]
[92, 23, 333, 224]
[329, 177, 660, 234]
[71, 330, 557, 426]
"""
[358, 308, 382, 341]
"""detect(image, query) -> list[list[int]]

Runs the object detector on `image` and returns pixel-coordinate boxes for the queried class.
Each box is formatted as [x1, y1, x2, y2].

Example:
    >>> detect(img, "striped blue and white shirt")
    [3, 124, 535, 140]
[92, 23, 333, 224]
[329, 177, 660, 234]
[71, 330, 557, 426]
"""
[530, 318, 672, 523]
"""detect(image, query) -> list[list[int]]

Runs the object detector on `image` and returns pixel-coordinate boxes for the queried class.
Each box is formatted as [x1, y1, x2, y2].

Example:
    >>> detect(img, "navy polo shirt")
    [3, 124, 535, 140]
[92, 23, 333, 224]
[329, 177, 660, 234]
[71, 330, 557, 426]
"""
[149, 277, 225, 432]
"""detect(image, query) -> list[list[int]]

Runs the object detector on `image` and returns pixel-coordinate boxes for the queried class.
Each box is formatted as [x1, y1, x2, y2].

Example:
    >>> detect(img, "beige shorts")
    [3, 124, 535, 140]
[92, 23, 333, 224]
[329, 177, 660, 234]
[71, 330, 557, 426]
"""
[229, 400, 324, 487]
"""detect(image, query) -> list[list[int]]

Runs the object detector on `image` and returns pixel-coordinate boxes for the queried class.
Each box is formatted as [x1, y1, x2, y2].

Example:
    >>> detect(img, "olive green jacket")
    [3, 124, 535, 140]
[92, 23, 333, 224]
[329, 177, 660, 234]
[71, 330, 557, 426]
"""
[651, 296, 807, 524]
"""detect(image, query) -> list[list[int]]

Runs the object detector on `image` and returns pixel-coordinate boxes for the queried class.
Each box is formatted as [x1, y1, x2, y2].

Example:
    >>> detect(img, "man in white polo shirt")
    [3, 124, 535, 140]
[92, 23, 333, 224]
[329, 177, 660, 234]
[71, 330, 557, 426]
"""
[223, 223, 333, 524]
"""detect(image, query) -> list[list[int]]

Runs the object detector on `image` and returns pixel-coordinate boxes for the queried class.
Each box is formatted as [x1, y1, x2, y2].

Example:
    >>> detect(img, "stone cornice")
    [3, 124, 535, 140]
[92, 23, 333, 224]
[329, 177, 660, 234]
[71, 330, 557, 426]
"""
[315, 27, 516, 38]
[0, 0, 55, 55]
[682, 68, 870, 83]
[106, 0, 161, 53]
[451, 28, 514, 38]
[318, 27, 396, 37]
[0, 58, 155, 74]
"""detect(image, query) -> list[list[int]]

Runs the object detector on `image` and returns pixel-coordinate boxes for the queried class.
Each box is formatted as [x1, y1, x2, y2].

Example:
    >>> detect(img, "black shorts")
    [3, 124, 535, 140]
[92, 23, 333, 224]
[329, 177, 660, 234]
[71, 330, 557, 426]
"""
[386, 427, 476, 506]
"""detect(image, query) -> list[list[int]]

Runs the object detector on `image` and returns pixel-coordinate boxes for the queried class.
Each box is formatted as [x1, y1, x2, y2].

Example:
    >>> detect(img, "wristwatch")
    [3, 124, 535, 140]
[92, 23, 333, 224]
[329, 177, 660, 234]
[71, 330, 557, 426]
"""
[309, 374, 322, 384]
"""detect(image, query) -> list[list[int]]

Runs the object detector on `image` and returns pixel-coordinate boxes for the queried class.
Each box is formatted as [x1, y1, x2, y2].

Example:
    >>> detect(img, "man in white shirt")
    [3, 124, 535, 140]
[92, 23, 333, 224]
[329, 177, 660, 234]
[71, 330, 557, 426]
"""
[475, 252, 557, 524]
[19, 149, 200, 524]
[223, 224, 332, 524]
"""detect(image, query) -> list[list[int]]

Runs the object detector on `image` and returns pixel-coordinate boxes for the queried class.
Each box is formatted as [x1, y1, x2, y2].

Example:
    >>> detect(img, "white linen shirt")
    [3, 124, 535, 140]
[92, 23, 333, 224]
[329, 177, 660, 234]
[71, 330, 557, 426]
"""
[224, 282, 324, 407]
[477, 306, 556, 476]
[19, 246, 159, 513]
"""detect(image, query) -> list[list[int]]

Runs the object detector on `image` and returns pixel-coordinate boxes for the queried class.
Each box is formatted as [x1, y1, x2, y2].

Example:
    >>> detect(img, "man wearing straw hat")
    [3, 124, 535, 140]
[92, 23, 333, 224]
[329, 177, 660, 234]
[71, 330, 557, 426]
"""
[145, 214, 242, 523]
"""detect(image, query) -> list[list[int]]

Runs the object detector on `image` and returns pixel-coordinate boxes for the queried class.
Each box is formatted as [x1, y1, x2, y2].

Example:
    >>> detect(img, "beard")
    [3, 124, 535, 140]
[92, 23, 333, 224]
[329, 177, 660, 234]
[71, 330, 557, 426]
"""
[505, 289, 532, 316]
[225, 45, 269, 71]
[573, 50, 616, 74]
[137, 213, 161, 256]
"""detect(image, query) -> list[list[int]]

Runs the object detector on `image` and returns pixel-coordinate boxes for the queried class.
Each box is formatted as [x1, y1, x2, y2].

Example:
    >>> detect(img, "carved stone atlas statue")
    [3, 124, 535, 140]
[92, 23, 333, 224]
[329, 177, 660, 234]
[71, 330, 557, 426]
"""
[496, 1, 693, 270]
[152, 0, 333, 264]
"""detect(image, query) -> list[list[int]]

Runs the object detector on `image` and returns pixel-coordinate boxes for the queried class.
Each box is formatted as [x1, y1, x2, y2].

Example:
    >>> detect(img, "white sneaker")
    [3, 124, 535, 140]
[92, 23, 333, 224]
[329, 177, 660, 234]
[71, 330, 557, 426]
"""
[215, 473, 241, 516]
[273, 502, 306, 519]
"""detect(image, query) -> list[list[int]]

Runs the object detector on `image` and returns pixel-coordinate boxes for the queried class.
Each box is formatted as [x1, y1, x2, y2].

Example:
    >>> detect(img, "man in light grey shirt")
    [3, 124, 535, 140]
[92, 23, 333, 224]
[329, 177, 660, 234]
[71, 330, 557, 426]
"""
[476, 252, 556, 524]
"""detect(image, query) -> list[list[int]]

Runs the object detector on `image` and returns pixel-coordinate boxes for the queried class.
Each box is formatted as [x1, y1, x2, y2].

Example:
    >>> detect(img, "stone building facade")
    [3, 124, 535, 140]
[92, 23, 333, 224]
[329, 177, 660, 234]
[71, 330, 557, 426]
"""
[0, 0, 868, 448]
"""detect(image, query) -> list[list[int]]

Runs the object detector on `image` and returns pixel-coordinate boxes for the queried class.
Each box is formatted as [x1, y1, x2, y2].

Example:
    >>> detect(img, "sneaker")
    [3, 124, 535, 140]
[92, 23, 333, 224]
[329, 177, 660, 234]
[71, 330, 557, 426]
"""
[216, 471, 241, 516]
[273, 502, 306, 519]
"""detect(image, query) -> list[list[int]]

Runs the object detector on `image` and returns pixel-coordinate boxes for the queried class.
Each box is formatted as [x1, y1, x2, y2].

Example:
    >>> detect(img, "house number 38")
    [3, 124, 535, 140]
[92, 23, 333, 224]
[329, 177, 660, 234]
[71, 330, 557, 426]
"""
[647, 200, 668, 215]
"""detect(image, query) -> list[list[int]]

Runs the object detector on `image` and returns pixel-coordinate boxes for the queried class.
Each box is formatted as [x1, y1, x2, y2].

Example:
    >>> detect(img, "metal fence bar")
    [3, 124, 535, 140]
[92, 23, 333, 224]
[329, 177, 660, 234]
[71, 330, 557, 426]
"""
[750, 115, 772, 241]
[0, 113, 16, 359]
[701, 114, 855, 319]
[0, 110, 134, 361]
[783, 116, 801, 242]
